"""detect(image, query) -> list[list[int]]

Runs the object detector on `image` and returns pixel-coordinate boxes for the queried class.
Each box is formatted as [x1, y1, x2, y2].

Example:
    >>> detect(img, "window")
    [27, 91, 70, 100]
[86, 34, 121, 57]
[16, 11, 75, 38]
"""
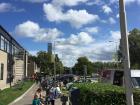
[0, 63, 4, 80]
[12, 45, 16, 55]
[4, 39, 7, 51]
[7, 41, 10, 53]
[1, 36, 4, 50]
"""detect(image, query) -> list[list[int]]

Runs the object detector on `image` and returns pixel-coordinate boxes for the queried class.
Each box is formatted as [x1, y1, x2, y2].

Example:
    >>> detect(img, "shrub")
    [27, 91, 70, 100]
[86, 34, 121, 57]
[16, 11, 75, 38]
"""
[72, 83, 140, 105]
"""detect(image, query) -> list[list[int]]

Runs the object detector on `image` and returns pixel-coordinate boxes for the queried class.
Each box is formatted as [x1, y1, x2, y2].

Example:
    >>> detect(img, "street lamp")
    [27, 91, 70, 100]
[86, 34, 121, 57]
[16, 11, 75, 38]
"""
[53, 41, 61, 81]
[53, 41, 56, 81]
[109, 41, 118, 60]
[109, 41, 119, 68]
[119, 0, 134, 105]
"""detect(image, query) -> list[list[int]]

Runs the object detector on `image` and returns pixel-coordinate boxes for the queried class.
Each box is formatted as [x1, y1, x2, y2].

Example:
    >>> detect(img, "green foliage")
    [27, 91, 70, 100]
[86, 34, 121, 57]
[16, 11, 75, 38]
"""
[118, 28, 140, 69]
[73, 57, 94, 75]
[72, 56, 122, 75]
[29, 51, 64, 75]
[129, 29, 140, 69]
[73, 83, 140, 105]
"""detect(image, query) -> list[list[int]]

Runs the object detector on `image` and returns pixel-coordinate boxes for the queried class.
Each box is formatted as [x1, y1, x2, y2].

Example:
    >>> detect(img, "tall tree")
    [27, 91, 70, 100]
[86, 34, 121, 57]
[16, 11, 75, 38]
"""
[34, 51, 64, 75]
[118, 28, 140, 69]
[73, 57, 94, 75]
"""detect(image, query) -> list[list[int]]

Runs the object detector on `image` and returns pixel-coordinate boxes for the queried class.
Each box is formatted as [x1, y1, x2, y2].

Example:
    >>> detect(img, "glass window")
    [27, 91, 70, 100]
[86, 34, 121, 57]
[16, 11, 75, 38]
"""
[1, 36, 4, 50]
[4, 39, 8, 52]
[0, 63, 4, 80]
[7, 41, 10, 53]
[12, 45, 16, 55]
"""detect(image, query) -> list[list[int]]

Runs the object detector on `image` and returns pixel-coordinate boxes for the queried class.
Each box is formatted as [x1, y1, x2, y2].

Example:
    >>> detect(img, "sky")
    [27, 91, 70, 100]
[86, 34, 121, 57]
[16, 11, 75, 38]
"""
[0, 0, 140, 67]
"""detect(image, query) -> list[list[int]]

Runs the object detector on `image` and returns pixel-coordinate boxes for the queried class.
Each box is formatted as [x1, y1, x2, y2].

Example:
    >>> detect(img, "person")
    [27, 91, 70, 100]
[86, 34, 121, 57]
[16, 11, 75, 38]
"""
[45, 85, 51, 105]
[49, 83, 57, 105]
[55, 83, 62, 98]
[60, 94, 68, 105]
[32, 95, 40, 105]
[35, 88, 44, 104]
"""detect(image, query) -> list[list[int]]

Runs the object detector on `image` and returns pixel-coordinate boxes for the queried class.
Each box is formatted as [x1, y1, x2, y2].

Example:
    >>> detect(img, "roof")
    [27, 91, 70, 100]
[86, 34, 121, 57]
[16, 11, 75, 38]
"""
[0, 25, 26, 52]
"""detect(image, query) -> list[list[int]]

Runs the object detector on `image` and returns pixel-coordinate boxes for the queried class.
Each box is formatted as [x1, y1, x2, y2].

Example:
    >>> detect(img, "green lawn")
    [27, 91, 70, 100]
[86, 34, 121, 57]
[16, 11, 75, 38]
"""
[0, 80, 34, 105]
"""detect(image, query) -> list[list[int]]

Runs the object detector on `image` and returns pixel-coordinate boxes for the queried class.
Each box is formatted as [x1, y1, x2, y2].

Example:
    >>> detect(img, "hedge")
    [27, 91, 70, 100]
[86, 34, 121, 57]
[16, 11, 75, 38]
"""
[73, 83, 140, 105]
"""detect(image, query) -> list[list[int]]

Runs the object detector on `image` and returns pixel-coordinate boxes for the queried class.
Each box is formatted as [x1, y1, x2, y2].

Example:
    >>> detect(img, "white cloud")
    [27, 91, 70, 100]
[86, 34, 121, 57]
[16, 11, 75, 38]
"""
[53, 30, 121, 67]
[58, 32, 94, 45]
[65, 9, 99, 28]
[110, 31, 121, 41]
[109, 17, 116, 24]
[55, 41, 115, 67]
[68, 32, 94, 45]
[84, 27, 99, 34]
[22, 0, 48, 3]
[116, 14, 119, 18]
[125, 0, 136, 4]
[54, 30, 121, 67]
[86, 0, 104, 6]
[43, 3, 99, 28]
[15, 20, 62, 42]
[29, 50, 38, 56]
[102, 5, 112, 14]
[15, 20, 40, 37]
[0, 2, 25, 13]
[0, 3, 12, 12]
[110, 0, 140, 5]
[52, 0, 88, 7]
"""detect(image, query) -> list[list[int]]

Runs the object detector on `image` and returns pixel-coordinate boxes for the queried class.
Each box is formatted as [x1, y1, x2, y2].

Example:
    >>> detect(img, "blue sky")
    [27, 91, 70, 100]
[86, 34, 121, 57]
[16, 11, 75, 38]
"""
[0, 0, 140, 67]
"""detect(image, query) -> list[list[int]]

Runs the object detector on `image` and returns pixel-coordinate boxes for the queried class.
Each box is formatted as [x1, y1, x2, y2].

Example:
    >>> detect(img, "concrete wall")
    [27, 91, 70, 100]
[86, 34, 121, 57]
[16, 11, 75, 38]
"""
[0, 50, 8, 90]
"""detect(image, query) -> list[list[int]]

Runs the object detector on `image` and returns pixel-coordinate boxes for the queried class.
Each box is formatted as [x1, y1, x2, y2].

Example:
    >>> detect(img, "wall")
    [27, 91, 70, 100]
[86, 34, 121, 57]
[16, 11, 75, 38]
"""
[13, 58, 24, 83]
[0, 50, 8, 90]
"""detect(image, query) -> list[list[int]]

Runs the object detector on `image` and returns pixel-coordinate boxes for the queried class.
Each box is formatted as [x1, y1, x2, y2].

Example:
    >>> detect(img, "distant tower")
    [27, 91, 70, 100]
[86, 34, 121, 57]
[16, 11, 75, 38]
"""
[48, 43, 52, 55]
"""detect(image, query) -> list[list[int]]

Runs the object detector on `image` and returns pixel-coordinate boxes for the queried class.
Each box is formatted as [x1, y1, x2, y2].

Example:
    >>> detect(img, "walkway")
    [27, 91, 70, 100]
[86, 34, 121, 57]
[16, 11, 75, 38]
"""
[9, 84, 62, 105]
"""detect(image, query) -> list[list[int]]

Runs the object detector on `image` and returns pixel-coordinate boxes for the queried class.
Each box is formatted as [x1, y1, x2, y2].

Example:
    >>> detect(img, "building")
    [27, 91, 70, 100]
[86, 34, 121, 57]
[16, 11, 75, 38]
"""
[27, 59, 40, 78]
[0, 26, 28, 90]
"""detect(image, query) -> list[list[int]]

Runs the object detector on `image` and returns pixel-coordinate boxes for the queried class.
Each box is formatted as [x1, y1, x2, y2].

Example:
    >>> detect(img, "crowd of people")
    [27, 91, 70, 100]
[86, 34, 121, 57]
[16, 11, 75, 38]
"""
[32, 74, 67, 105]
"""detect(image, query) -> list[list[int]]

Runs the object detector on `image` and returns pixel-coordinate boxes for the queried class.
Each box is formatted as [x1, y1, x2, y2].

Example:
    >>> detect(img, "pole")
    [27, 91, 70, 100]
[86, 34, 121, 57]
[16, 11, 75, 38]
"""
[83, 65, 87, 82]
[115, 42, 118, 69]
[119, 0, 134, 105]
[54, 41, 56, 81]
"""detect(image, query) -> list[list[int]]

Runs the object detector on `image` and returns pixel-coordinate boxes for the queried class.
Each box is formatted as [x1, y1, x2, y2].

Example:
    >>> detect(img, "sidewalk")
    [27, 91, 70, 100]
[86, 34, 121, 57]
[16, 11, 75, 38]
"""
[9, 84, 62, 105]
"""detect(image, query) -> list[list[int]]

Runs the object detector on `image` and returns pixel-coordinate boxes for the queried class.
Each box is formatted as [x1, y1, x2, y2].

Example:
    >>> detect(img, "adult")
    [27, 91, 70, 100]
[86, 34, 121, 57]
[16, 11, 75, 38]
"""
[49, 83, 57, 105]
[55, 83, 62, 98]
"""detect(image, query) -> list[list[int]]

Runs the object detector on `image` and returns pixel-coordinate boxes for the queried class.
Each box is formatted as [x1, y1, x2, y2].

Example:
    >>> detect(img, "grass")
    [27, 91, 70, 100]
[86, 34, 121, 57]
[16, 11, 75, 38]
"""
[0, 80, 34, 105]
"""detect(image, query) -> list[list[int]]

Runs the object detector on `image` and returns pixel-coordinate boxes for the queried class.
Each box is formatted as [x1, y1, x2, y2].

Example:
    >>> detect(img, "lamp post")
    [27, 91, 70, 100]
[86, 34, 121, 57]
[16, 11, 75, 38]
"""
[119, 0, 134, 105]
[53, 41, 61, 81]
[53, 41, 56, 81]
[109, 41, 118, 60]
[109, 41, 119, 69]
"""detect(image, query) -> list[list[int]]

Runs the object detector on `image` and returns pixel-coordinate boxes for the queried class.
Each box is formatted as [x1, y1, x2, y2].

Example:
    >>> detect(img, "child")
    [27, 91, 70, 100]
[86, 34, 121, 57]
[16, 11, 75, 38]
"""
[32, 95, 40, 105]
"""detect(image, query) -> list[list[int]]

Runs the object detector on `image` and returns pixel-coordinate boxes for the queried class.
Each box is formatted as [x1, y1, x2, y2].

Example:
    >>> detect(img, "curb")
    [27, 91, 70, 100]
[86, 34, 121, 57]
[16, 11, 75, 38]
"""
[9, 83, 36, 105]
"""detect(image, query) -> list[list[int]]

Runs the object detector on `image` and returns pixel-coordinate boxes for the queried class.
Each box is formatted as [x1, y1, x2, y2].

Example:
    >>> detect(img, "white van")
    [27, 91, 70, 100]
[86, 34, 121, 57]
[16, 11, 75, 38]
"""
[100, 69, 140, 88]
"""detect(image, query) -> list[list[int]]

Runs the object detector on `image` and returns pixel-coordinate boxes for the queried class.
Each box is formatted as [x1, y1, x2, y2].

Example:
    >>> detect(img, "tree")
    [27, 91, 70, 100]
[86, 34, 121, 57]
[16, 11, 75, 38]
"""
[32, 51, 64, 75]
[118, 28, 140, 69]
[129, 29, 140, 68]
[73, 57, 94, 75]
[55, 54, 64, 74]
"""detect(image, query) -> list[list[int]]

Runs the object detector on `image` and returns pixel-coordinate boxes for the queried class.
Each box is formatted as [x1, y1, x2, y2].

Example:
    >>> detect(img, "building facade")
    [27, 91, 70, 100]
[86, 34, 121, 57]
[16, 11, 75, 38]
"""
[27, 60, 39, 78]
[0, 26, 28, 90]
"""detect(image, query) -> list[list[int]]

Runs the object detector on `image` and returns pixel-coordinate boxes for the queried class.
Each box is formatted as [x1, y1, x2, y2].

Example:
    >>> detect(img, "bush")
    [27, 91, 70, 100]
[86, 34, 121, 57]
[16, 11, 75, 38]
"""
[72, 83, 140, 105]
